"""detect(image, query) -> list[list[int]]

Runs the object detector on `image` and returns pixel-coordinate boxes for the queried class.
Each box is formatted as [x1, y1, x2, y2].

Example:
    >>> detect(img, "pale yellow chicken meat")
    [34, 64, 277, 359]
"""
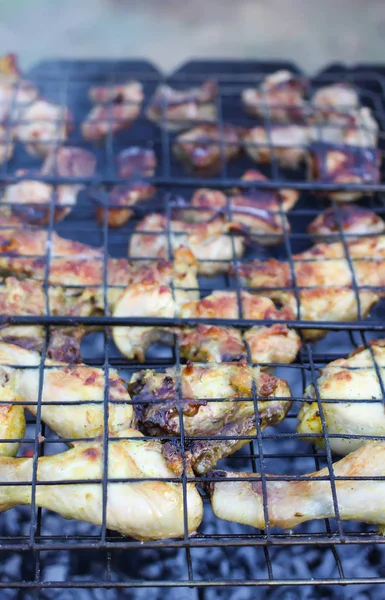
[206, 441, 385, 531]
[0, 342, 133, 440]
[0, 429, 203, 540]
[130, 362, 292, 475]
[298, 339, 385, 454]
[128, 213, 245, 275]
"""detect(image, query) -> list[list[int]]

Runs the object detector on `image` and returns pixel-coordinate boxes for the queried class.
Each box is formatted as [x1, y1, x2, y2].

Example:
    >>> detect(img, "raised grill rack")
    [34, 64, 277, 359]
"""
[1, 58, 385, 597]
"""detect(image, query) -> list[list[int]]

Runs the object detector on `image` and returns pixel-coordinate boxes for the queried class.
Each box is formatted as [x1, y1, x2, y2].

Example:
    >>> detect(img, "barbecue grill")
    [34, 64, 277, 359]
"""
[1, 57, 385, 599]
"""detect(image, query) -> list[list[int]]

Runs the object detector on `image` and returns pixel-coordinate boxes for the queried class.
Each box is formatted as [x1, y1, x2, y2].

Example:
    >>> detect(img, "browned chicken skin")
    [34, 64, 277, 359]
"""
[179, 169, 299, 244]
[243, 125, 309, 168]
[129, 362, 292, 474]
[82, 81, 143, 140]
[128, 213, 246, 275]
[308, 206, 385, 242]
[242, 70, 308, 122]
[94, 181, 156, 228]
[173, 124, 241, 175]
[237, 235, 385, 339]
[1, 147, 96, 225]
[116, 146, 157, 178]
[147, 80, 217, 130]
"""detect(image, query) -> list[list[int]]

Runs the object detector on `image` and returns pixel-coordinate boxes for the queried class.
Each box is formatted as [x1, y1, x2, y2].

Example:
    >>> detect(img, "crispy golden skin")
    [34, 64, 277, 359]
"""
[82, 81, 143, 140]
[16, 100, 73, 157]
[130, 362, 291, 475]
[242, 70, 308, 122]
[179, 324, 300, 365]
[2, 147, 96, 225]
[173, 124, 241, 176]
[0, 341, 133, 440]
[308, 206, 385, 242]
[243, 125, 309, 168]
[205, 441, 385, 531]
[237, 235, 385, 339]
[147, 80, 217, 131]
[298, 339, 385, 454]
[0, 429, 203, 540]
[0, 228, 175, 287]
[308, 143, 381, 203]
[179, 169, 299, 245]
[128, 213, 245, 275]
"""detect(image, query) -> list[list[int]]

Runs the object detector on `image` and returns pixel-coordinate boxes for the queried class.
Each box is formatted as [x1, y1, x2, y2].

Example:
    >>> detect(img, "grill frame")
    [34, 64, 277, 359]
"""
[0, 58, 385, 594]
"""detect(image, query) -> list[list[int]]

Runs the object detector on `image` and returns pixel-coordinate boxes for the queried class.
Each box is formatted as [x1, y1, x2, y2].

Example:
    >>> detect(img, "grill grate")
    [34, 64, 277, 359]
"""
[0, 59, 385, 596]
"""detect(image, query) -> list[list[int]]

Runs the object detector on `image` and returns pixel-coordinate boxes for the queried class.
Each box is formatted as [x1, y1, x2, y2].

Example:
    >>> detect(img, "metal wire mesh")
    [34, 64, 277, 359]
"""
[0, 59, 385, 594]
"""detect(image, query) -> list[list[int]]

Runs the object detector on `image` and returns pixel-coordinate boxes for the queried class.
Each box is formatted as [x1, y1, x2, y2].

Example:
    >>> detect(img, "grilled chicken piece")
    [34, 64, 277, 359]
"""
[128, 213, 245, 275]
[205, 441, 385, 531]
[0, 339, 26, 456]
[16, 100, 73, 157]
[242, 70, 308, 122]
[297, 339, 385, 454]
[147, 80, 217, 131]
[0, 341, 133, 440]
[94, 181, 156, 228]
[308, 206, 385, 242]
[112, 247, 199, 361]
[310, 107, 379, 148]
[181, 170, 299, 244]
[82, 81, 143, 140]
[2, 146, 96, 225]
[0, 228, 176, 287]
[130, 362, 292, 475]
[116, 146, 156, 178]
[0, 429, 203, 540]
[179, 323, 301, 365]
[311, 83, 359, 124]
[173, 124, 240, 176]
[0, 53, 38, 122]
[243, 125, 309, 168]
[308, 143, 381, 202]
[237, 235, 385, 340]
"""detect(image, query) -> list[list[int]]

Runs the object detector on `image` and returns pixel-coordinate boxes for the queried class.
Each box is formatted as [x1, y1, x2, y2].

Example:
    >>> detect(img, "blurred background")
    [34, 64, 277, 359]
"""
[1, 0, 385, 73]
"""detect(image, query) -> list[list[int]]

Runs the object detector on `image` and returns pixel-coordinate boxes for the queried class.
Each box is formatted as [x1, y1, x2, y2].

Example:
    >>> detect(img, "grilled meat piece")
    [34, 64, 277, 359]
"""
[16, 100, 73, 157]
[308, 206, 385, 242]
[309, 107, 378, 148]
[173, 124, 241, 176]
[82, 81, 143, 140]
[0, 343, 25, 456]
[0, 53, 38, 122]
[112, 248, 199, 361]
[0, 341, 133, 440]
[311, 83, 359, 124]
[242, 70, 308, 122]
[0, 228, 177, 287]
[147, 80, 217, 131]
[116, 146, 156, 178]
[243, 125, 309, 168]
[308, 143, 381, 202]
[179, 323, 301, 365]
[94, 181, 156, 228]
[181, 169, 299, 244]
[128, 213, 245, 275]
[0, 428, 203, 540]
[2, 146, 96, 225]
[130, 362, 292, 474]
[297, 339, 385, 454]
[237, 235, 385, 340]
[205, 441, 385, 531]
